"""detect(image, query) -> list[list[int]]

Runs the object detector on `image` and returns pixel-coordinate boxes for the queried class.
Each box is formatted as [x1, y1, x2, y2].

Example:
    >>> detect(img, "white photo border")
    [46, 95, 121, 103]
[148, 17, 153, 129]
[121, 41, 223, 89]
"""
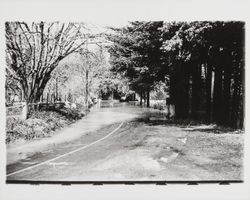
[0, 0, 249, 199]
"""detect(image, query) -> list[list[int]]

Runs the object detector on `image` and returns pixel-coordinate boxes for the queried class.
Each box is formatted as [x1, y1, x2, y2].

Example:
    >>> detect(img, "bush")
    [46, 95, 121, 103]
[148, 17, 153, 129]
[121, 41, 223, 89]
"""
[6, 106, 85, 144]
[152, 102, 165, 110]
[52, 107, 85, 120]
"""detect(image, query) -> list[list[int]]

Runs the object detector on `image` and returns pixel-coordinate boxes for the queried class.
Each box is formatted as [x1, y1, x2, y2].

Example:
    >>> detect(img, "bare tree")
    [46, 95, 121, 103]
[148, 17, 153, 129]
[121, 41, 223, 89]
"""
[78, 46, 108, 108]
[5, 21, 91, 105]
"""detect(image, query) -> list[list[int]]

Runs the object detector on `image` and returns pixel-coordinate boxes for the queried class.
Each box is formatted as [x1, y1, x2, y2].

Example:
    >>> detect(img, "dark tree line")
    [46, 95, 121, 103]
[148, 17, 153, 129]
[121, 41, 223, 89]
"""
[107, 22, 165, 107]
[108, 21, 245, 129]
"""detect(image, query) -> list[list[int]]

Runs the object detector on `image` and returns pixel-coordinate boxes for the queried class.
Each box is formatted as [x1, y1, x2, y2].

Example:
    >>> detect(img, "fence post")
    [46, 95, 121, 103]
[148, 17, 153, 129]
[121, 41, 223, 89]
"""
[21, 102, 28, 120]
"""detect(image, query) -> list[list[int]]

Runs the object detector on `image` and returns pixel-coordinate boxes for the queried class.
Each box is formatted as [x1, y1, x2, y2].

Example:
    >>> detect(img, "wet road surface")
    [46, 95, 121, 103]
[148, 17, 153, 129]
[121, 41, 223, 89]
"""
[6, 101, 243, 181]
[7, 102, 149, 179]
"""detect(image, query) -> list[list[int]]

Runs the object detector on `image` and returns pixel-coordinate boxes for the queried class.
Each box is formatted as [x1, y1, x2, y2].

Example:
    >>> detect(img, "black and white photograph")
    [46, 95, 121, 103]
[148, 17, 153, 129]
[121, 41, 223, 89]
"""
[4, 19, 245, 182]
[0, 0, 250, 199]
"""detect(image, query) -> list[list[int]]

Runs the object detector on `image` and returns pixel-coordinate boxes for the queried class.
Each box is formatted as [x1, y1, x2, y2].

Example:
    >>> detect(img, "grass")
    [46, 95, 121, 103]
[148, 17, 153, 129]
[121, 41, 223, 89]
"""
[6, 106, 85, 144]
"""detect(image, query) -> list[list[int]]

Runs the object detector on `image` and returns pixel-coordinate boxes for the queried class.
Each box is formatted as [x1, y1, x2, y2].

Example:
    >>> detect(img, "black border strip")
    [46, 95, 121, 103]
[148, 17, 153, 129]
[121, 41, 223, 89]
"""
[6, 180, 243, 185]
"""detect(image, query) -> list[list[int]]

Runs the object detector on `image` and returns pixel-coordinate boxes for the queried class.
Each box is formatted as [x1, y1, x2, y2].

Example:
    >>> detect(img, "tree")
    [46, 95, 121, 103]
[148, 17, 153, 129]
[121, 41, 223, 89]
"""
[161, 21, 244, 128]
[5, 22, 91, 105]
[108, 21, 244, 128]
[108, 21, 164, 107]
[78, 46, 110, 107]
[44, 45, 116, 106]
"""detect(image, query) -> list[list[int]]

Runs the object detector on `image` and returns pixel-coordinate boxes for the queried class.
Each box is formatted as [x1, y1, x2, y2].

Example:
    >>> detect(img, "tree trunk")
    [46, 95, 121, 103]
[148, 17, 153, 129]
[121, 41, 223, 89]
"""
[143, 91, 147, 106]
[23, 72, 56, 117]
[239, 63, 244, 129]
[231, 63, 243, 129]
[169, 73, 176, 117]
[231, 80, 239, 128]
[175, 64, 190, 119]
[85, 69, 89, 108]
[191, 63, 202, 119]
[55, 77, 58, 101]
[222, 61, 231, 126]
[140, 90, 143, 106]
[205, 63, 212, 122]
[213, 65, 223, 125]
[239, 81, 244, 129]
[146, 90, 150, 108]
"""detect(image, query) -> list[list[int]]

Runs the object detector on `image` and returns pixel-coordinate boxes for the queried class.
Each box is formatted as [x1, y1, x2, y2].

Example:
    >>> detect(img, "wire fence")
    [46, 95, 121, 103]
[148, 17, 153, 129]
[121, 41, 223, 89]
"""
[5, 92, 72, 120]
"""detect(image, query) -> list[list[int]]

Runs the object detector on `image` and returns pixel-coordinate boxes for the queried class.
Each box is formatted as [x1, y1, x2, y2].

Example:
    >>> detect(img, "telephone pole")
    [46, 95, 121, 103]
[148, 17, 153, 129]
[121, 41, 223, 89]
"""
[85, 39, 89, 109]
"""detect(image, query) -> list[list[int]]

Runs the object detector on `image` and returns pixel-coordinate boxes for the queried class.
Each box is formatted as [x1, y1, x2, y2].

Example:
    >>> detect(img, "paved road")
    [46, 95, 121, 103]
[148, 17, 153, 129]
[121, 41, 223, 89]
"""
[6, 101, 243, 181]
[6, 102, 149, 180]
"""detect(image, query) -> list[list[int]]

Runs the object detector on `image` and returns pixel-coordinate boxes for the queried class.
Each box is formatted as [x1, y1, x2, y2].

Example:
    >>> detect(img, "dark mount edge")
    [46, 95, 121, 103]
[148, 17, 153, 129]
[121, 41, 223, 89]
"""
[6, 180, 243, 185]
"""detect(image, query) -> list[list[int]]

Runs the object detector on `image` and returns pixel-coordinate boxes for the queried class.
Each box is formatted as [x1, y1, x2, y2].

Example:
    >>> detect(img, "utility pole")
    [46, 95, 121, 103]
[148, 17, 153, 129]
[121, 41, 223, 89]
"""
[85, 39, 89, 109]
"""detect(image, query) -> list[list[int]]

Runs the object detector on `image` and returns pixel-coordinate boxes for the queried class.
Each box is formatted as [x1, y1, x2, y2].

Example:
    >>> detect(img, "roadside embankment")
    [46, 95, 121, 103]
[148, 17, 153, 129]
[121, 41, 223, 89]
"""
[6, 103, 86, 144]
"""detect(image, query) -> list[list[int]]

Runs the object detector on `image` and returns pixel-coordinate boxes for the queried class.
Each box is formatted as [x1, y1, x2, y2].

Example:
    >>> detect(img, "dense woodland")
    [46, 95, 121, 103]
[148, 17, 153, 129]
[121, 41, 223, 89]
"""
[108, 21, 244, 129]
[5, 21, 245, 129]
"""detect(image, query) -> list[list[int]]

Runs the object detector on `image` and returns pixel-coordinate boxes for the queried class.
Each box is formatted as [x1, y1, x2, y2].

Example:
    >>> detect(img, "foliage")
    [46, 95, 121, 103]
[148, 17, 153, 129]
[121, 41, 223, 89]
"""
[150, 81, 168, 100]
[108, 21, 165, 106]
[161, 21, 244, 128]
[5, 22, 91, 104]
[108, 21, 244, 128]
[6, 107, 83, 144]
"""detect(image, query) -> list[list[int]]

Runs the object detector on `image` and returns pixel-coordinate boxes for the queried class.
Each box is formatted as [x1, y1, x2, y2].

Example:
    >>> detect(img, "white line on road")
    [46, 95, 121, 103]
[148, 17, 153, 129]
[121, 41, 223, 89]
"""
[7, 121, 124, 177]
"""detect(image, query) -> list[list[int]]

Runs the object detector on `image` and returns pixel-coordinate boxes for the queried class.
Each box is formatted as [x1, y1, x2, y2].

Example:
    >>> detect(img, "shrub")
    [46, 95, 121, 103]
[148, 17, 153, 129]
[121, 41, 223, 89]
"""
[6, 106, 84, 144]
[152, 102, 165, 110]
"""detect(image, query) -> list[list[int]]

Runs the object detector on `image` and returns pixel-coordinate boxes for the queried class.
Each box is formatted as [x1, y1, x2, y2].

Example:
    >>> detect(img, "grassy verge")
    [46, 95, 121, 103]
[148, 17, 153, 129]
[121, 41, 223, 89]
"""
[6, 107, 85, 144]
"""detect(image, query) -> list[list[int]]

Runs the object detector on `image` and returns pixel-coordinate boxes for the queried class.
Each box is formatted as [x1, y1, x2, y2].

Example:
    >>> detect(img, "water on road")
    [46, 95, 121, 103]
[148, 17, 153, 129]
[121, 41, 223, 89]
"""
[6, 101, 243, 181]
[7, 101, 145, 165]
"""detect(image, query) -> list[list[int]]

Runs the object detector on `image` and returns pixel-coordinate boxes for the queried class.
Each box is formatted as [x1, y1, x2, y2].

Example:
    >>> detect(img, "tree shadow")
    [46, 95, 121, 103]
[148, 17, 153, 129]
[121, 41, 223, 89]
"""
[184, 127, 243, 134]
[135, 116, 207, 128]
[134, 115, 243, 134]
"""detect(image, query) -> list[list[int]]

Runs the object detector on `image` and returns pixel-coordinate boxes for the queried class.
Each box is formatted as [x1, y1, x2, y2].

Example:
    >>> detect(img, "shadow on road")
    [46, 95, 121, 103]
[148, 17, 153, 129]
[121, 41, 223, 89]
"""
[134, 112, 243, 134]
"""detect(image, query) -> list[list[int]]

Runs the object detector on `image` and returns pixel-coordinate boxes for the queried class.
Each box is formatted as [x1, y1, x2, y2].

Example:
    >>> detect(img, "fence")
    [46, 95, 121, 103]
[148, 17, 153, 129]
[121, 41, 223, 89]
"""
[6, 91, 70, 120]
[6, 101, 68, 120]
[6, 102, 27, 120]
[39, 92, 76, 104]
